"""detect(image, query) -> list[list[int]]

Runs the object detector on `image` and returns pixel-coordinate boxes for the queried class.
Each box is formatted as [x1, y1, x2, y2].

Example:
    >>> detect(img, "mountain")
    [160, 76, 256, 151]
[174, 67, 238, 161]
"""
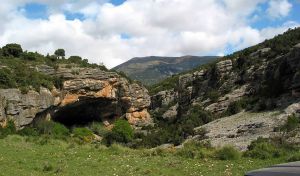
[113, 56, 218, 85]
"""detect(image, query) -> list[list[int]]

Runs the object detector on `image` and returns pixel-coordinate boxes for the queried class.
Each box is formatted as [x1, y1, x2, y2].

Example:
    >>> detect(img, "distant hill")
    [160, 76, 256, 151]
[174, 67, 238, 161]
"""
[113, 56, 218, 85]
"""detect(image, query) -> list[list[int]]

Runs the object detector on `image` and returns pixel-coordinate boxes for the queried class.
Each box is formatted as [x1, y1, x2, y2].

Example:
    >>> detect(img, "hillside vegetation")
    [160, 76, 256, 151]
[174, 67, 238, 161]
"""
[0, 45, 108, 92]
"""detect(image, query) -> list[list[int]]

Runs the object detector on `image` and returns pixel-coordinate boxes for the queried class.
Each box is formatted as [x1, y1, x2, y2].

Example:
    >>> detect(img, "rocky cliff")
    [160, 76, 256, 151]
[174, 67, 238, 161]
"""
[0, 65, 152, 128]
[150, 28, 300, 148]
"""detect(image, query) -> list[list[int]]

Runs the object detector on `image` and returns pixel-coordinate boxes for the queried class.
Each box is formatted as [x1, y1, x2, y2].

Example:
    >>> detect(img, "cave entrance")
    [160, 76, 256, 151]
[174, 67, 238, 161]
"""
[52, 97, 122, 126]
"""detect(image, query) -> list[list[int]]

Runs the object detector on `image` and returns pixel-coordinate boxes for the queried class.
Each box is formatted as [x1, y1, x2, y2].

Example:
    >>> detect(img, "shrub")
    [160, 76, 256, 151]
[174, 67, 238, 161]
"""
[0, 120, 17, 138]
[206, 90, 220, 102]
[52, 122, 70, 138]
[89, 122, 109, 137]
[0, 68, 16, 88]
[22, 52, 37, 60]
[244, 138, 283, 159]
[280, 114, 300, 132]
[287, 152, 300, 162]
[176, 141, 212, 159]
[111, 119, 133, 143]
[68, 56, 82, 63]
[188, 105, 213, 125]
[35, 120, 69, 138]
[72, 127, 93, 137]
[72, 127, 94, 143]
[215, 146, 241, 160]
[18, 127, 39, 136]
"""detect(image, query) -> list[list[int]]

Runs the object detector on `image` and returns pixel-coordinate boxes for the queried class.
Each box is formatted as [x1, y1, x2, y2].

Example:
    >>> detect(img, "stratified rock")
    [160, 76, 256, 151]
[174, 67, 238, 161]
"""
[0, 66, 152, 128]
[216, 59, 232, 76]
[0, 88, 55, 127]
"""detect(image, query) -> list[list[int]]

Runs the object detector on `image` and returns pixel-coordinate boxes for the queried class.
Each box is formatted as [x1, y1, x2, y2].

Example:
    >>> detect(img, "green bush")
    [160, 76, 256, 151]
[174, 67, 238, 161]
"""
[226, 101, 243, 115]
[244, 138, 283, 159]
[35, 120, 69, 138]
[0, 120, 17, 138]
[72, 127, 93, 138]
[188, 105, 213, 125]
[104, 119, 134, 146]
[68, 56, 82, 63]
[287, 152, 300, 162]
[21, 52, 37, 60]
[112, 119, 133, 142]
[89, 122, 109, 137]
[280, 114, 300, 132]
[18, 127, 39, 136]
[176, 141, 212, 159]
[206, 90, 220, 102]
[0, 68, 16, 88]
[215, 146, 241, 160]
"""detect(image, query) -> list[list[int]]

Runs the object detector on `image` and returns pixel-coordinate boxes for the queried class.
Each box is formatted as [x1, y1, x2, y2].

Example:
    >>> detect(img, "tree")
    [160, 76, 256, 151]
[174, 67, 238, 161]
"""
[2, 43, 23, 57]
[22, 52, 37, 60]
[68, 56, 82, 63]
[54, 49, 65, 58]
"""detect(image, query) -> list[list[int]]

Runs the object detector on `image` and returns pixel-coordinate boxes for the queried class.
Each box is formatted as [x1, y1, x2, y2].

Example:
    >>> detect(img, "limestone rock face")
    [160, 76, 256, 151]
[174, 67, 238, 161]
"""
[216, 60, 232, 76]
[205, 85, 249, 113]
[0, 88, 55, 127]
[151, 89, 177, 110]
[0, 66, 152, 128]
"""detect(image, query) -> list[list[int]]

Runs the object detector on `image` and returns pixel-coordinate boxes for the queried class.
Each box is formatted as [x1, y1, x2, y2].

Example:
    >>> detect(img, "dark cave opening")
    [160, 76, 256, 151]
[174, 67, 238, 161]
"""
[52, 97, 122, 126]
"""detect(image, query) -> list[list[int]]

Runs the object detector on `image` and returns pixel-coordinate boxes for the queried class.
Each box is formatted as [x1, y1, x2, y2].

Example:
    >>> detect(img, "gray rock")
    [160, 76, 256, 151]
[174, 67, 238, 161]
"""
[162, 104, 178, 120]
[0, 88, 55, 127]
[216, 60, 232, 76]
[151, 89, 177, 109]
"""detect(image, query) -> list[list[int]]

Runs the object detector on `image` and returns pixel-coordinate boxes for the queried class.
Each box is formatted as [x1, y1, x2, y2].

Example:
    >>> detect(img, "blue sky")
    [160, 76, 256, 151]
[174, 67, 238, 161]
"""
[1, 0, 299, 68]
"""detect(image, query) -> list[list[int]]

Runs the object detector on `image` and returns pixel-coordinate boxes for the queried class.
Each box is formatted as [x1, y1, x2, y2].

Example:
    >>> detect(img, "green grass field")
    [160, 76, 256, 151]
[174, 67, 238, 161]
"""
[0, 135, 288, 176]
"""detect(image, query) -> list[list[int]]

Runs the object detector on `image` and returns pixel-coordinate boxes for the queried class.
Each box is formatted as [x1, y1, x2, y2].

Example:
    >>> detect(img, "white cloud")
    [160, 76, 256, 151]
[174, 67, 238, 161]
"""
[0, 0, 298, 68]
[267, 0, 292, 19]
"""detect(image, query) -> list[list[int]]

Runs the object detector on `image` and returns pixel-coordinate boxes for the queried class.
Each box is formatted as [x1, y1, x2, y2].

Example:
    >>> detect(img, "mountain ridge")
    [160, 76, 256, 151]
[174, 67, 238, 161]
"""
[113, 55, 218, 85]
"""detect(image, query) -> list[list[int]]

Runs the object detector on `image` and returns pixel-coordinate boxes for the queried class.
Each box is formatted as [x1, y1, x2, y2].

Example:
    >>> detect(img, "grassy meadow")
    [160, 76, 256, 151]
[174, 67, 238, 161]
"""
[0, 135, 291, 176]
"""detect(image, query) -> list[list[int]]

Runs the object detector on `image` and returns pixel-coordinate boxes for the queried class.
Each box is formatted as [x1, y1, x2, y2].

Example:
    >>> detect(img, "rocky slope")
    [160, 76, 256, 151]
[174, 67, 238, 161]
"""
[0, 65, 152, 128]
[114, 56, 217, 85]
[150, 28, 300, 148]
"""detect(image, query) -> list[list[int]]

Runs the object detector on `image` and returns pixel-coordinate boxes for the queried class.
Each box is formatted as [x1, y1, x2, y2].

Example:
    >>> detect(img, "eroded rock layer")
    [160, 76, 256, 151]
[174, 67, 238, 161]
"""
[0, 66, 152, 128]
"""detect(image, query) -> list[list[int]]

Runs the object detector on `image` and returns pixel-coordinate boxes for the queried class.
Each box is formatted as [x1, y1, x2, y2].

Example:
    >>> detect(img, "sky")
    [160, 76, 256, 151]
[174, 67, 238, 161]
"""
[0, 0, 299, 68]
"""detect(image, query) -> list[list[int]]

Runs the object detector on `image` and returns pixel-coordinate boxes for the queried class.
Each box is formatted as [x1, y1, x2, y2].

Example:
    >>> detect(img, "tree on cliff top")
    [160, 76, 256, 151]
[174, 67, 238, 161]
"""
[54, 49, 65, 59]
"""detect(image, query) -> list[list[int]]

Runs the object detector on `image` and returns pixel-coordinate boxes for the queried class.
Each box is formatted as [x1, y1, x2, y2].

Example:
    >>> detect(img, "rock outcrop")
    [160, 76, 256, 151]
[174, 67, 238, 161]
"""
[193, 101, 300, 150]
[0, 66, 152, 128]
[151, 89, 177, 110]
[0, 88, 55, 127]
